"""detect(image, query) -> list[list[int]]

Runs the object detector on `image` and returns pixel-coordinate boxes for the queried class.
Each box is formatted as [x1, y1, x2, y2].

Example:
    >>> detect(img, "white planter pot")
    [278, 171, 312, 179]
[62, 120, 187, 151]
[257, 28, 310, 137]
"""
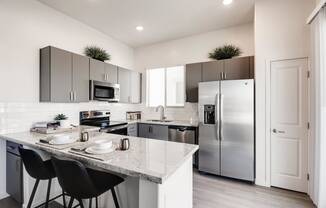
[60, 120, 70, 128]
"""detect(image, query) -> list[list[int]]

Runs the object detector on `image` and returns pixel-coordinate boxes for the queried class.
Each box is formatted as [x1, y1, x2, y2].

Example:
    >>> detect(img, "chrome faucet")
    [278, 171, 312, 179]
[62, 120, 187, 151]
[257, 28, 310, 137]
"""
[155, 105, 166, 121]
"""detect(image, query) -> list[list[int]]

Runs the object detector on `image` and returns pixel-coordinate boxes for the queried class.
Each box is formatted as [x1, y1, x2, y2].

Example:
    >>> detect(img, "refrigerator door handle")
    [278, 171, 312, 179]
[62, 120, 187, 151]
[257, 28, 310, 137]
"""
[220, 94, 224, 140]
[215, 93, 220, 141]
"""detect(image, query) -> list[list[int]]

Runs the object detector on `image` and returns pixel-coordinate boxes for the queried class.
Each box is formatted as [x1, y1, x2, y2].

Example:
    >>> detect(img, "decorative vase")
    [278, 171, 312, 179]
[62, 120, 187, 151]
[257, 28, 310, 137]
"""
[60, 120, 70, 128]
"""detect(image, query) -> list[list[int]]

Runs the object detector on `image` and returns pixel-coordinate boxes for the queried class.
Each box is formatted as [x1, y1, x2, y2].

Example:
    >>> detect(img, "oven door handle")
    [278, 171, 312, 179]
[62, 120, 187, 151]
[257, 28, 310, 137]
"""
[102, 124, 128, 133]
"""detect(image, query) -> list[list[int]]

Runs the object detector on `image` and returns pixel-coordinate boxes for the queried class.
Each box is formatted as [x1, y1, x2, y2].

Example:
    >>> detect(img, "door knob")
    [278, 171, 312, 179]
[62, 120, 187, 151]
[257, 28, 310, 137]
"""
[272, 129, 285, 134]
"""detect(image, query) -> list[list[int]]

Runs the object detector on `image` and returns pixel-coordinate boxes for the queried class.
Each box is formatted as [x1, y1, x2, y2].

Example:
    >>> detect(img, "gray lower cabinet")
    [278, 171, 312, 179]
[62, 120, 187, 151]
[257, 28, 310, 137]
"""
[138, 123, 168, 140]
[90, 59, 118, 83]
[40, 46, 89, 103]
[127, 123, 138, 137]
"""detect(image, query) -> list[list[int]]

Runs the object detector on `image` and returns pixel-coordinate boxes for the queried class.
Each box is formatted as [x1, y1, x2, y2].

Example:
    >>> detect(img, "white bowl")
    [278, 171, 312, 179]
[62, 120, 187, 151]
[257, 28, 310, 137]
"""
[49, 134, 75, 145]
[91, 141, 113, 150]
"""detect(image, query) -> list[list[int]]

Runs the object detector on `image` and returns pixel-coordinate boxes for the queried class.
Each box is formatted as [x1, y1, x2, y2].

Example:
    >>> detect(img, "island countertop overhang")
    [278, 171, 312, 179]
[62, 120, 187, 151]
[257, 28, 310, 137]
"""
[0, 131, 198, 184]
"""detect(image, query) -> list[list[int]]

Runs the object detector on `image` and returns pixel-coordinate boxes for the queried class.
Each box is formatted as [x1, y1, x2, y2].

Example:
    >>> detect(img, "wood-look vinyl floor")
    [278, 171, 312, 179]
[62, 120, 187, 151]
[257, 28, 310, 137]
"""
[0, 172, 315, 208]
[193, 171, 315, 208]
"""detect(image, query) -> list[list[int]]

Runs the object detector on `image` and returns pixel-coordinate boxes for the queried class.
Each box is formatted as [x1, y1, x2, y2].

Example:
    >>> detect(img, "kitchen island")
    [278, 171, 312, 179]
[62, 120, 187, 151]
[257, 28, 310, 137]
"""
[0, 130, 198, 208]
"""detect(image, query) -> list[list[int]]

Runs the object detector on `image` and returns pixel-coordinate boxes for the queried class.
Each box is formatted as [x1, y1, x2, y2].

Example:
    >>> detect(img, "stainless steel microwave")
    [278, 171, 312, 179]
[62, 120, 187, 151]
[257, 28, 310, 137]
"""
[89, 80, 120, 102]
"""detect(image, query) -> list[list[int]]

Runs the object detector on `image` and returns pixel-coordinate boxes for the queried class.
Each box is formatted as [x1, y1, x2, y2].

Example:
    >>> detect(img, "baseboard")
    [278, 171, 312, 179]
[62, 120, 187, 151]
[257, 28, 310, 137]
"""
[0, 193, 9, 200]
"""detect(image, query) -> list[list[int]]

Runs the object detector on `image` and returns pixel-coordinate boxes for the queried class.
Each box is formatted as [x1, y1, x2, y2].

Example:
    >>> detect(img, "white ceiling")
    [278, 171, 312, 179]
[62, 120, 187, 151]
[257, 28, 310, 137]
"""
[37, 0, 254, 48]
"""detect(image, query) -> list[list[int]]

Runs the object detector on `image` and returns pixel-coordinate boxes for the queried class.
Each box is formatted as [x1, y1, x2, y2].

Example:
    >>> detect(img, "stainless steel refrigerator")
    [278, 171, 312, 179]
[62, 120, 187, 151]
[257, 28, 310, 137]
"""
[198, 79, 254, 181]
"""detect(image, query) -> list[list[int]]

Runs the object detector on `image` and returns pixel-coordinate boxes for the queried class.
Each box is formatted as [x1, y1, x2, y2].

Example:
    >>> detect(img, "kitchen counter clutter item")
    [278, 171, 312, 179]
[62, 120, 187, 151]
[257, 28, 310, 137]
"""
[126, 111, 141, 120]
[80, 110, 128, 135]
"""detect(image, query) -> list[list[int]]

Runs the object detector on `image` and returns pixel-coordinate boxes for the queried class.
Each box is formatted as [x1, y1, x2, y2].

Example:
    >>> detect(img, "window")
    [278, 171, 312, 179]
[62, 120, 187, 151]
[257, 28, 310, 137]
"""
[146, 66, 185, 107]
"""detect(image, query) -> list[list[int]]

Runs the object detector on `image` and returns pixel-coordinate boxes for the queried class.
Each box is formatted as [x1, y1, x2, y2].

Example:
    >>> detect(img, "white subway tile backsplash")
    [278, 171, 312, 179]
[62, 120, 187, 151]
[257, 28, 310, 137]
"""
[0, 102, 198, 134]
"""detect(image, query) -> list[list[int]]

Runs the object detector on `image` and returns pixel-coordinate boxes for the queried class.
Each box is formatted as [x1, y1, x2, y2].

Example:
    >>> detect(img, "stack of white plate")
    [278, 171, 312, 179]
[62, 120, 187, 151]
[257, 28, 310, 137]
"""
[86, 141, 114, 155]
[49, 134, 77, 145]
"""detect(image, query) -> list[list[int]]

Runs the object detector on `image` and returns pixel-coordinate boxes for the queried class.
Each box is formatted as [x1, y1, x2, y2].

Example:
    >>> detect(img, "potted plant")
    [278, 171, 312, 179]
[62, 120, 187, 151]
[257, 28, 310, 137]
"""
[84, 46, 111, 62]
[54, 114, 70, 128]
[208, 44, 241, 60]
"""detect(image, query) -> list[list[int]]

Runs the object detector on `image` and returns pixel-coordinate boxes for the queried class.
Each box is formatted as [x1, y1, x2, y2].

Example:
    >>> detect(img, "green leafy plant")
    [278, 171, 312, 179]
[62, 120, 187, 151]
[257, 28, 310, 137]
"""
[208, 44, 241, 60]
[54, 114, 68, 121]
[84, 46, 111, 62]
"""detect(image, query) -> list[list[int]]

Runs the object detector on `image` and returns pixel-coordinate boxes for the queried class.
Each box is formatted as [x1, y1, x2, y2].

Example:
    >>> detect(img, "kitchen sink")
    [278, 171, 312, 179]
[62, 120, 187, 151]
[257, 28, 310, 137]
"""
[147, 119, 172, 123]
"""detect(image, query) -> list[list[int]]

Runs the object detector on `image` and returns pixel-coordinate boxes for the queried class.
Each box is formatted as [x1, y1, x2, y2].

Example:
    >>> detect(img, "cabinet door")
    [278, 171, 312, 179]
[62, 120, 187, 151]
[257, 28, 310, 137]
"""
[138, 124, 151, 138]
[72, 54, 89, 102]
[6, 152, 23, 203]
[90, 59, 105, 82]
[224, 57, 251, 80]
[130, 71, 141, 103]
[152, 125, 169, 140]
[105, 63, 118, 83]
[249, 56, 255, 79]
[202, 61, 223, 82]
[50, 47, 73, 102]
[127, 123, 138, 137]
[118, 67, 131, 103]
[186, 63, 202, 103]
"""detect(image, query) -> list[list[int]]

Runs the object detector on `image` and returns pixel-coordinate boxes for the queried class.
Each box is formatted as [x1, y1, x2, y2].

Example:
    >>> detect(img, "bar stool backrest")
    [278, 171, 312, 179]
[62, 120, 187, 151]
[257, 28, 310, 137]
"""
[51, 156, 98, 199]
[18, 147, 54, 180]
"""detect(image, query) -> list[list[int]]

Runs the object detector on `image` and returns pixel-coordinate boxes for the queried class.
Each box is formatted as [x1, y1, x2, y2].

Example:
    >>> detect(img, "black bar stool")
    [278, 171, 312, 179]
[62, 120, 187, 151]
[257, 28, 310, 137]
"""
[18, 147, 66, 208]
[51, 156, 124, 208]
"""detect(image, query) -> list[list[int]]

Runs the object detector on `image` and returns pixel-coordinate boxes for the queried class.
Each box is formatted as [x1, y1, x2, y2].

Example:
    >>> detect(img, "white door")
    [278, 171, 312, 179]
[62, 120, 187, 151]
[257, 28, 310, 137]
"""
[271, 58, 308, 193]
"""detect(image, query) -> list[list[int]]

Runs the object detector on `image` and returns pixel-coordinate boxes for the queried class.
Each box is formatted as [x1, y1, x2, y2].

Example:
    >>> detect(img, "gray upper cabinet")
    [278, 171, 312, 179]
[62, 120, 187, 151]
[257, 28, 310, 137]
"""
[40, 46, 89, 103]
[48, 47, 72, 103]
[118, 68, 142, 104]
[72, 54, 89, 102]
[202, 61, 223, 82]
[105, 63, 118, 84]
[118, 67, 131, 103]
[185, 56, 255, 103]
[223, 56, 252, 80]
[186, 63, 202, 103]
[138, 123, 168, 140]
[130, 71, 141, 104]
[90, 59, 118, 84]
[90, 59, 105, 82]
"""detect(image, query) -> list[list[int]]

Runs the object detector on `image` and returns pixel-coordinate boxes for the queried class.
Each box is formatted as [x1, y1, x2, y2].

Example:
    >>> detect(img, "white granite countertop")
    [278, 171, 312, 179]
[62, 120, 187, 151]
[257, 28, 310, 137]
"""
[0, 130, 198, 184]
[126, 119, 199, 127]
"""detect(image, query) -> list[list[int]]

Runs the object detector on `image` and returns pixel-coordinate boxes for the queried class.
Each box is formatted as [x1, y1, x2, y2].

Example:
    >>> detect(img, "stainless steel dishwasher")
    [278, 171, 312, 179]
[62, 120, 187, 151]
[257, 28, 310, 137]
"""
[168, 126, 196, 144]
[168, 126, 197, 166]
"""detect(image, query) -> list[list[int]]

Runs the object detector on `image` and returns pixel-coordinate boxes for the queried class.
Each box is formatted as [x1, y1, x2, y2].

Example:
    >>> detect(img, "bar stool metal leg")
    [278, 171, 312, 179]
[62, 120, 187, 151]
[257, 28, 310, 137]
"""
[68, 197, 74, 208]
[111, 188, 120, 208]
[62, 190, 67, 208]
[44, 179, 52, 208]
[89, 198, 92, 208]
[27, 179, 40, 208]
[78, 199, 84, 208]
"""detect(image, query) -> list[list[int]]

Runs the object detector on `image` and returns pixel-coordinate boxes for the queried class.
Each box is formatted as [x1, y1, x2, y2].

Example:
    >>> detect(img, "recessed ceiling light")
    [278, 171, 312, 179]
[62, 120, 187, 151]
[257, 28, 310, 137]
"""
[223, 0, 233, 5]
[136, 26, 144, 31]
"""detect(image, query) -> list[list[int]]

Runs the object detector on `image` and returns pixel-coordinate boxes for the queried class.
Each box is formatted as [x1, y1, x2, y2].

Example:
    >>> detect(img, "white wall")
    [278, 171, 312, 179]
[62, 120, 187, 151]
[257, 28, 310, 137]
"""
[0, 0, 137, 199]
[135, 23, 254, 118]
[0, 0, 135, 102]
[254, 0, 314, 187]
[135, 23, 254, 71]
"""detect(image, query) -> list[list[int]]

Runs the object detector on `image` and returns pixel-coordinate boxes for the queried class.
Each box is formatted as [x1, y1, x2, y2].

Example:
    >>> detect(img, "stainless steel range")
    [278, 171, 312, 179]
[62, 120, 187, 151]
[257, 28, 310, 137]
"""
[80, 110, 128, 135]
